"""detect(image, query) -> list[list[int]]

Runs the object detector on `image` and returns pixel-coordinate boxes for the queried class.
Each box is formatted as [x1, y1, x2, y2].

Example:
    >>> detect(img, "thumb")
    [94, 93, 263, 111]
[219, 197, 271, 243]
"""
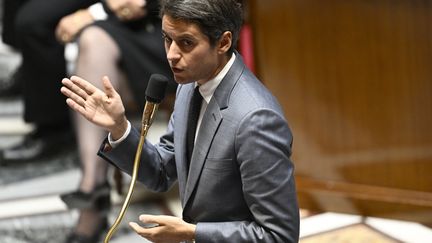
[102, 76, 117, 97]
[139, 214, 160, 224]
[139, 214, 161, 228]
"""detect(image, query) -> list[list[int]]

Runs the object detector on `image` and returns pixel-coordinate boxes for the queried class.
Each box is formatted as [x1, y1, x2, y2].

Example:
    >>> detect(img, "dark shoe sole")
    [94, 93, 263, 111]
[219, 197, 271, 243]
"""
[61, 183, 111, 210]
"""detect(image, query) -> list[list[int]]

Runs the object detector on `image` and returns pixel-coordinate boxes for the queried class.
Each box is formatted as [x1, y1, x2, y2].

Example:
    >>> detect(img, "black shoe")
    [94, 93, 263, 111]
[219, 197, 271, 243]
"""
[0, 66, 23, 98]
[95, 193, 112, 214]
[0, 129, 74, 165]
[61, 182, 111, 210]
[65, 218, 109, 243]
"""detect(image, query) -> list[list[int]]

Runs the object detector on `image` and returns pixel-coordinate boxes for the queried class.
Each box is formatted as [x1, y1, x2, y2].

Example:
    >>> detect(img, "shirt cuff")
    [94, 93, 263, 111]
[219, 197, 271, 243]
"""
[88, 3, 108, 21]
[108, 120, 131, 147]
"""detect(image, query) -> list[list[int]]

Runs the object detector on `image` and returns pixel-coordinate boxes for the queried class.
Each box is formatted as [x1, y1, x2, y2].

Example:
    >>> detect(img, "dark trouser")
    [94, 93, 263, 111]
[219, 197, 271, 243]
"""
[14, 0, 98, 128]
[2, 0, 27, 48]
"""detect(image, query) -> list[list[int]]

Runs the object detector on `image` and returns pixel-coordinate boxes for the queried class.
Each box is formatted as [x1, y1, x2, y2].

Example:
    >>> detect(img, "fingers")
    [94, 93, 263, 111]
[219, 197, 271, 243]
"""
[119, 7, 132, 20]
[102, 76, 118, 98]
[130, 215, 191, 243]
[129, 222, 155, 239]
[129, 222, 145, 233]
[116, 1, 147, 21]
[57, 28, 72, 43]
[61, 86, 86, 114]
[61, 79, 89, 117]
[55, 17, 74, 43]
[139, 214, 162, 225]
[61, 78, 87, 105]
[55, 22, 63, 42]
[55, 18, 67, 43]
[69, 75, 98, 96]
[59, 32, 72, 43]
[61, 78, 91, 106]
[65, 97, 87, 115]
[55, 10, 93, 44]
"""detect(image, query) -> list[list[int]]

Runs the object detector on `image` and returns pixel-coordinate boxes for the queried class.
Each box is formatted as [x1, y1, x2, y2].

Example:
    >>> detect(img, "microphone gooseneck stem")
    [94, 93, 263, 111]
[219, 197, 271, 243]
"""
[104, 102, 159, 243]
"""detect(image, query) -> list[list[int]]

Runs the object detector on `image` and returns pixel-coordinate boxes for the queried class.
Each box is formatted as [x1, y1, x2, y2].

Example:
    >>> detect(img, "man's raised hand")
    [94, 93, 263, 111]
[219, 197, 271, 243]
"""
[61, 76, 128, 137]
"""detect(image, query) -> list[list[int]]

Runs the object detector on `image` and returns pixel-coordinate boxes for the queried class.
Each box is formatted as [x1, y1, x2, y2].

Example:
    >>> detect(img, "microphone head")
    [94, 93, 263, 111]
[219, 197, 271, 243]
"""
[145, 74, 168, 103]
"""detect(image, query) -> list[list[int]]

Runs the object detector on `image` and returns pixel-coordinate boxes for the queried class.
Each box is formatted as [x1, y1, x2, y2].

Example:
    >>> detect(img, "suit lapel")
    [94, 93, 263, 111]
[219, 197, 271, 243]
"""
[183, 100, 222, 205]
[175, 85, 195, 205]
[182, 53, 246, 206]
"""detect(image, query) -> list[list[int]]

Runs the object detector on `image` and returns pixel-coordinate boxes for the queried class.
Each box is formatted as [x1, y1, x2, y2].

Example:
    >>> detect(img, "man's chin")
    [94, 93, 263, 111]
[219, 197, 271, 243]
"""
[173, 75, 193, 85]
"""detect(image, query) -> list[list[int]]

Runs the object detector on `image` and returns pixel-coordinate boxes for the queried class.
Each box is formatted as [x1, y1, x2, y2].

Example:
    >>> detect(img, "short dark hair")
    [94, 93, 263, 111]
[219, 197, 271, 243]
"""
[160, 0, 243, 55]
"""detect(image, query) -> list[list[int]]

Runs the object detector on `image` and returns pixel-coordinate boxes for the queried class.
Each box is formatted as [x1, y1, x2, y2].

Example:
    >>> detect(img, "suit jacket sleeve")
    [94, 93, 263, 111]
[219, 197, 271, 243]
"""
[194, 109, 299, 243]
[98, 113, 178, 192]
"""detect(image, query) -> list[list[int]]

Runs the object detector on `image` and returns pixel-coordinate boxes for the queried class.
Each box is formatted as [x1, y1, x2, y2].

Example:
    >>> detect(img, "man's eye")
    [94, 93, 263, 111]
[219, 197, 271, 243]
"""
[162, 34, 172, 43]
[181, 39, 193, 46]
[165, 37, 173, 44]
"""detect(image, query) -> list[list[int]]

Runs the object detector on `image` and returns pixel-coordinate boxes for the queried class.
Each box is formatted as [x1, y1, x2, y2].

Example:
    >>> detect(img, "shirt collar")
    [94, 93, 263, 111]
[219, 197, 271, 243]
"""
[196, 53, 236, 104]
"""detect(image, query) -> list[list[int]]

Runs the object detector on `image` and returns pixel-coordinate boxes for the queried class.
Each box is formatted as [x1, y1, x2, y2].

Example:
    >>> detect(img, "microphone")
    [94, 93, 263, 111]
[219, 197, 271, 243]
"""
[104, 74, 168, 243]
[141, 74, 168, 132]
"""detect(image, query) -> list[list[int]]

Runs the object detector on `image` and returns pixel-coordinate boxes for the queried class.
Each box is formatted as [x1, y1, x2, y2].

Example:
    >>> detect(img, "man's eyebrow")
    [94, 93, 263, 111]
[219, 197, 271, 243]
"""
[162, 30, 195, 40]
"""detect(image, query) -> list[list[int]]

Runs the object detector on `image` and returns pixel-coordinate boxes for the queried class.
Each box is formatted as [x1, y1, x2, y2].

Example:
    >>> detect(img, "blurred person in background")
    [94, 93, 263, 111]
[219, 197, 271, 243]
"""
[0, 0, 99, 165]
[1, 0, 173, 241]
[0, 0, 25, 97]
[56, 0, 174, 242]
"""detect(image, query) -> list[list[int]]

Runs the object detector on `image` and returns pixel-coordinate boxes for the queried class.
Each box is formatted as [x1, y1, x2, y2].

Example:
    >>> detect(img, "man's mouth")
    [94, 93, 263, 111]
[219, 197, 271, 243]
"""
[171, 67, 183, 73]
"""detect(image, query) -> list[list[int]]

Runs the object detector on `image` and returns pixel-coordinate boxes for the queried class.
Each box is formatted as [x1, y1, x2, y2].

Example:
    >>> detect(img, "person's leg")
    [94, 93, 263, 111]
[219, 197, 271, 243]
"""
[66, 206, 109, 243]
[15, 0, 97, 127]
[1, 0, 27, 49]
[74, 25, 123, 193]
[65, 25, 122, 241]
[0, 0, 26, 98]
[0, 0, 98, 163]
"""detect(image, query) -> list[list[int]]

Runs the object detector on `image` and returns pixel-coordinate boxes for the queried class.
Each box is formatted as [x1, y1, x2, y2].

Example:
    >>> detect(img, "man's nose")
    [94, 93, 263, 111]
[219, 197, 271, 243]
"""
[167, 42, 181, 64]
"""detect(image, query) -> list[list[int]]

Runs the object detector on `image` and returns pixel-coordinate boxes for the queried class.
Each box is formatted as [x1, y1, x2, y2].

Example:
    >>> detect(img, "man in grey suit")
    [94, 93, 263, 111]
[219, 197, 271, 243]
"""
[60, 0, 300, 242]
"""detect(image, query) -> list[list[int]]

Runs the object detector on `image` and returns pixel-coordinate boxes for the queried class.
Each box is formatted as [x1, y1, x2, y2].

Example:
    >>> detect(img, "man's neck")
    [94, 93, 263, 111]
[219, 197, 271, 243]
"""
[197, 53, 232, 85]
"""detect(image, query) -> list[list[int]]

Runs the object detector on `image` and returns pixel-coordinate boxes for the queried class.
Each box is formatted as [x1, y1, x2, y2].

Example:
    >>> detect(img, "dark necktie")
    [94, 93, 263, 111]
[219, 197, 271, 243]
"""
[186, 86, 203, 164]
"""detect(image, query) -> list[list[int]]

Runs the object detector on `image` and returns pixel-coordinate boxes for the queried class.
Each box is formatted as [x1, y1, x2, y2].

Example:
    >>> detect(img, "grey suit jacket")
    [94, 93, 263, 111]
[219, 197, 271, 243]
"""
[99, 54, 300, 242]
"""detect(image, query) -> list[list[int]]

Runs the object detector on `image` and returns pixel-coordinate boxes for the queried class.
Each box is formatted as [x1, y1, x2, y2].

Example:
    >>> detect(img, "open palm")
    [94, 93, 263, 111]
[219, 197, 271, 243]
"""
[61, 75, 127, 132]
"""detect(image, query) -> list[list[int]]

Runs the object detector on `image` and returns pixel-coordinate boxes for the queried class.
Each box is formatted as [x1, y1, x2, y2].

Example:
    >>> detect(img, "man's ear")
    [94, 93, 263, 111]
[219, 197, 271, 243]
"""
[218, 31, 232, 54]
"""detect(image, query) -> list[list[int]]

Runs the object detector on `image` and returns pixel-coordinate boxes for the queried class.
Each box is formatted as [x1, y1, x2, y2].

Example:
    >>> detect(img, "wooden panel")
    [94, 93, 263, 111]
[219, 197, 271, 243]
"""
[249, 0, 432, 223]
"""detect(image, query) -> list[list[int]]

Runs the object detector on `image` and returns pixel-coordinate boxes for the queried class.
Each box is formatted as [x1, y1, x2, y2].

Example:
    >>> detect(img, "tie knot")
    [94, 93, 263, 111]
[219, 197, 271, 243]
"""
[192, 86, 202, 102]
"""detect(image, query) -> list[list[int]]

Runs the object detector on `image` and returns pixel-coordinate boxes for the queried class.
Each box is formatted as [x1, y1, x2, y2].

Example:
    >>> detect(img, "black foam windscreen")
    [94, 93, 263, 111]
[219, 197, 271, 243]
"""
[145, 74, 168, 103]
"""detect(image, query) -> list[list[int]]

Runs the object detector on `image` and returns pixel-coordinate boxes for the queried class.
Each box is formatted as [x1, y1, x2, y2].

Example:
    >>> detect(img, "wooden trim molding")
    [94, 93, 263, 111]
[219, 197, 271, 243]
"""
[297, 176, 432, 207]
